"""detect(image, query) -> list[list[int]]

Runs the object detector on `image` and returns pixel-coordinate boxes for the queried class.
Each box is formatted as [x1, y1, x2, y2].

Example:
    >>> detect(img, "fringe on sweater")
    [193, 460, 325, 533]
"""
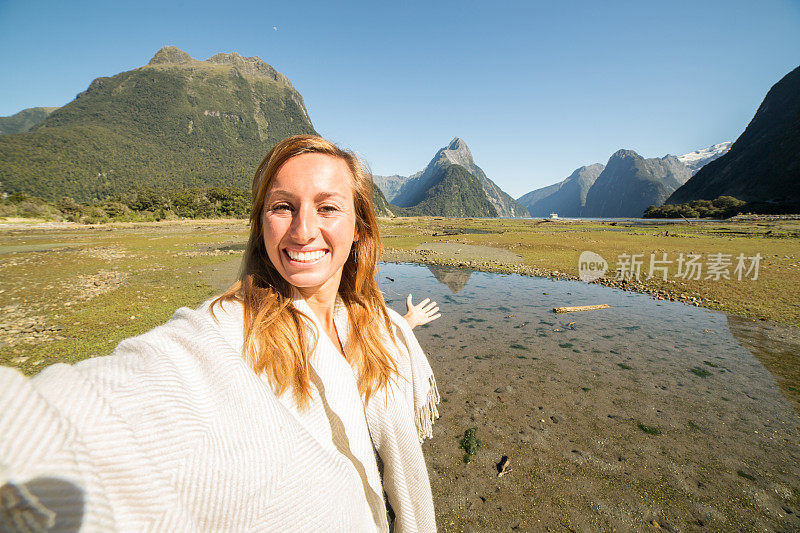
[415, 375, 440, 442]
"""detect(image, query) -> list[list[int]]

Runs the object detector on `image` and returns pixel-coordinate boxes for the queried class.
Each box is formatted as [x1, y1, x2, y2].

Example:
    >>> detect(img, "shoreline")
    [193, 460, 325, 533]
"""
[383, 247, 734, 316]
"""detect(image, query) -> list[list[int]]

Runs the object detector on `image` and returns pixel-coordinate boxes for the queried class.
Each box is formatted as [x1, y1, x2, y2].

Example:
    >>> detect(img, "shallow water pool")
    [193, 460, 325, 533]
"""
[379, 262, 800, 531]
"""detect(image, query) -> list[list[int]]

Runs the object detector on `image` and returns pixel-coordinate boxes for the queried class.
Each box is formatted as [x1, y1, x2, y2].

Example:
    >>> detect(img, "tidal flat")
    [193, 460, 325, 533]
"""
[1, 217, 799, 531]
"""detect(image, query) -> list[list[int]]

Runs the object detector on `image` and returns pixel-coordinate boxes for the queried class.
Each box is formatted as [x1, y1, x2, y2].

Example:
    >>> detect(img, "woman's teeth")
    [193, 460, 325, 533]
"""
[286, 250, 326, 262]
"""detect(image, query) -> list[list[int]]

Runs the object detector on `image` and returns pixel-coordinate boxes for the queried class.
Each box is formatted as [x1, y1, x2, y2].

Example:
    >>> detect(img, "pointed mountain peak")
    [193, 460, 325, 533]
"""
[148, 46, 194, 65]
[447, 137, 467, 151]
[439, 136, 474, 168]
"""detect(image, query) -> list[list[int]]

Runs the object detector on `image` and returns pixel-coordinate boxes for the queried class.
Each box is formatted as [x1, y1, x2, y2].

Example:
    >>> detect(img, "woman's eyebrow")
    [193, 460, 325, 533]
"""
[266, 190, 347, 202]
[266, 189, 295, 200]
[315, 191, 346, 202]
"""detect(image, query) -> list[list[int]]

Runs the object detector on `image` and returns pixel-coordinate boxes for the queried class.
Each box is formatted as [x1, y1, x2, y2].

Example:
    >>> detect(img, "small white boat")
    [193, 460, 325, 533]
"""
[549, 213, 559, 219]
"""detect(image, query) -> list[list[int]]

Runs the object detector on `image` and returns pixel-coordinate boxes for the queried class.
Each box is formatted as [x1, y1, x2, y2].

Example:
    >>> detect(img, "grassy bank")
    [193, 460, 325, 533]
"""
[0, 219, 249, 373]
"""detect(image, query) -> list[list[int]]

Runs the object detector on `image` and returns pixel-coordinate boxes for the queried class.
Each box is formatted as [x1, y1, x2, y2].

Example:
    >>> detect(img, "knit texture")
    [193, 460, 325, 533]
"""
[0, 298, 438, 532]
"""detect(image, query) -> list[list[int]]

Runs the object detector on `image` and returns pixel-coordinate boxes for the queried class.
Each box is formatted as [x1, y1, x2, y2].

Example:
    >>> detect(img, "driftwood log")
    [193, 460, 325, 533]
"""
[553, 304, 610, 313]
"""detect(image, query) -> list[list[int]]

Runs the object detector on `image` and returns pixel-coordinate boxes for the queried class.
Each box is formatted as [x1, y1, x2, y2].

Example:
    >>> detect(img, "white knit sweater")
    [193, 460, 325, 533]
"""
[0, 298, 438, 532]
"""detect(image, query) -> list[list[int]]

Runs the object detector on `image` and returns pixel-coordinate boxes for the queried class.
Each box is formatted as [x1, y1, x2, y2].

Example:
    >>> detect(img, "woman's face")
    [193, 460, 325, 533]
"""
[261, 153, 358, 299]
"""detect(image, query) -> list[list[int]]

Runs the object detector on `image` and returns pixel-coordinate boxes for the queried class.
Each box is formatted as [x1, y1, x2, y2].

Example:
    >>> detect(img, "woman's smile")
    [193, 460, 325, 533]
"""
[284, 248, 329, 263]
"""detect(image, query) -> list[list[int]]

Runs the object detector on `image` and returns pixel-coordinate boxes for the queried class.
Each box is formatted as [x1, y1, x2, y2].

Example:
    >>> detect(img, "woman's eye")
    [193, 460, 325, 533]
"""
[319, 205, 340, 213]
[271, 203, 292, 212]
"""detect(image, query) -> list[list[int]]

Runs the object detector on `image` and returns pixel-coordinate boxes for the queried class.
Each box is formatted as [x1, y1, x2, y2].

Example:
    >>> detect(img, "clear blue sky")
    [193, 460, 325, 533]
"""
[1, 0, 798, 197]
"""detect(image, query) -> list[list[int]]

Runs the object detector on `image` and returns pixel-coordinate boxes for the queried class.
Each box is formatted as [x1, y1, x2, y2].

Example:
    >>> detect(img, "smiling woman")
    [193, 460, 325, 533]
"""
[262, 153, 359, 309]
[0, 135, 439, 532]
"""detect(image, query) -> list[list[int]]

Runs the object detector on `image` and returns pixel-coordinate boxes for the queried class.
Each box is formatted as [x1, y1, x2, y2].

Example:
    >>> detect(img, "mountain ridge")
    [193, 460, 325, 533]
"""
[676, 142, 732, 175]
[582, 149, 689, 217]
[0, 107, 59, 135]
[372, 174, 410, 203]
[518, 163, 605, 217]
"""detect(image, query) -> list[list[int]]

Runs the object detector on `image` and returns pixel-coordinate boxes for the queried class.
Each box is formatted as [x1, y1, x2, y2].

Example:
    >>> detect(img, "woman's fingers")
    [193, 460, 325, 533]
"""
[422, 301, 437, 312]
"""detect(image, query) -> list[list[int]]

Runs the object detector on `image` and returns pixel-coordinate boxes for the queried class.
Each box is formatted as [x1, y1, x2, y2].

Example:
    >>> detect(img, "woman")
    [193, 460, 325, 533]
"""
[0, 135, 439, 531]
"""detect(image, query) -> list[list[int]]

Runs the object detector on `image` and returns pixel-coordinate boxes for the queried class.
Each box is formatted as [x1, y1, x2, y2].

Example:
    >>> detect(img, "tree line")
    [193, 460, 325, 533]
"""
[643, 196, 747, 219]
[1, 187, 251, 223]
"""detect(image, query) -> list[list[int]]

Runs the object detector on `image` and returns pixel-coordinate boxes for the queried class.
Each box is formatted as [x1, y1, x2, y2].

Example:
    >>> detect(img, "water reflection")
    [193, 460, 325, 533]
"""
[379, 262, 800, 531]
[727, 314, 800, 409]
[426, 265, 472, 293]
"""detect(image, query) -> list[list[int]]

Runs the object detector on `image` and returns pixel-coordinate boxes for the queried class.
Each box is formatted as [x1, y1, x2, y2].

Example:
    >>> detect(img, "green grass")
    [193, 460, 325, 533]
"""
[637, 422, 661, 435]
[459, 427, 482, 463]
[691, 367, 713, 378]
[0, 220, 248, 373]
[737, 470, 756, 481]
[5, 215, 800, 418]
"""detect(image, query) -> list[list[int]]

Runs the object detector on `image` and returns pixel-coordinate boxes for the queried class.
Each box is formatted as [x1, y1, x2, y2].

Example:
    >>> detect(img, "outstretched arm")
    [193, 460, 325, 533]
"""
[403, 294, 441, 329]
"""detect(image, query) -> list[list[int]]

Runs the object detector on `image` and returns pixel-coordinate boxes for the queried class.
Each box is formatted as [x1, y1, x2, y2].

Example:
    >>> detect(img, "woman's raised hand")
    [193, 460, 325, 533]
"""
[403, 294, 441, 329]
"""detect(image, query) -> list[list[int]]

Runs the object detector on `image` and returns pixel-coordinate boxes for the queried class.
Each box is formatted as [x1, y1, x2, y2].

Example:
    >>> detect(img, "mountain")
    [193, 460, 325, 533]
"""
[677, 142, 732, 175]
[0, 46, 316, 202]
[371, 183, 393, 217]
[517, 183, 559, 211]
[582, 150, 691, 217]
[392, 138, 527, 217]
[667, 65, 800, 211]
[373, 174, 410, 203]
[0, 107, 59, 135]
[399, 164, 500, 217]
[518, 163, 605, 217]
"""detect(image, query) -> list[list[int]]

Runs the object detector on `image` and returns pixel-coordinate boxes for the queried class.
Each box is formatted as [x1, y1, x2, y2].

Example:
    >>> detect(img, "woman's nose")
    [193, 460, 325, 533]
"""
[290, 206, 318, 243]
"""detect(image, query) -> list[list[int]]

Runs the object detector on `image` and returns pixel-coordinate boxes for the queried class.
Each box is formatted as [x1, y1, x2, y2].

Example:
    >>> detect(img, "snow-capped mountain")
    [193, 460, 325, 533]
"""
[677, 142, 732, 174]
